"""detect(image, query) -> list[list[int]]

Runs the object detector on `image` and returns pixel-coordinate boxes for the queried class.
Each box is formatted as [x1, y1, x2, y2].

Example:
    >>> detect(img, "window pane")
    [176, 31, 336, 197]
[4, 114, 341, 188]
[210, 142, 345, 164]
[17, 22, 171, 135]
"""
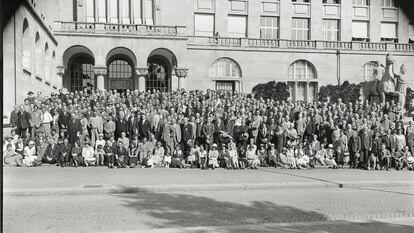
[86, 0, 95, 22]
[381, 22, 397, 38]
[228, 15, 247, 37]
[210, 58, 241, 78]
[121, 0, 130, 24]
[352, 21, 368, 38]
[133, 0, 142, 23]
[110, 0, 118, 23]
[144, 0, 154, 24]
[98, 0, 106, 22]
[195, 14, 214, 36]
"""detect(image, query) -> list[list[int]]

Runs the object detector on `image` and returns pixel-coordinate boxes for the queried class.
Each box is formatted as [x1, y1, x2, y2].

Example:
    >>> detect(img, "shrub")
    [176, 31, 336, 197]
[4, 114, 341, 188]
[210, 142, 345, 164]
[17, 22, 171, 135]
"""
[406, 87, 414, 110]
[252, 81, 290, 101]
[318, 81, 361, 103]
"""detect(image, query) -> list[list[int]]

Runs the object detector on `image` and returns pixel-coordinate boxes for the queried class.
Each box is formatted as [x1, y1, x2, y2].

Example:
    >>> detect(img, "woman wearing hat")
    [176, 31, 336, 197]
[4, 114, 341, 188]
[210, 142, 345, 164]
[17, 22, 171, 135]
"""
[228, 142, 239, 169]
[268, 144, 277, 167]
[246, 144, 260, 169]
[208, 144, 219, 169]
[325, 144, 338, 169]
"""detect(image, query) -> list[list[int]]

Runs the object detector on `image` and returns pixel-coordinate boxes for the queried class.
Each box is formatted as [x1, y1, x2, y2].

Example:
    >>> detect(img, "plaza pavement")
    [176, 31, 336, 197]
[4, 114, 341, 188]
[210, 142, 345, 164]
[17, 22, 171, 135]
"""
[3, 166, 414, 196]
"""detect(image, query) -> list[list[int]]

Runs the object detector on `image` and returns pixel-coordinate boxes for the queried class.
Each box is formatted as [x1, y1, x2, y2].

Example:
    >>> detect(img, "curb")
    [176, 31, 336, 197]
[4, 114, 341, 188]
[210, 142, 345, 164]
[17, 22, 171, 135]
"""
[4, 180, 414, 197]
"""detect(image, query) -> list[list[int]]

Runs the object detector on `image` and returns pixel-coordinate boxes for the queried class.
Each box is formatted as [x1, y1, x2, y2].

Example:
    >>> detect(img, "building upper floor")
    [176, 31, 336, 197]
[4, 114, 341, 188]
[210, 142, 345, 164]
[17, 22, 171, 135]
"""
[16, 0, 414, 53]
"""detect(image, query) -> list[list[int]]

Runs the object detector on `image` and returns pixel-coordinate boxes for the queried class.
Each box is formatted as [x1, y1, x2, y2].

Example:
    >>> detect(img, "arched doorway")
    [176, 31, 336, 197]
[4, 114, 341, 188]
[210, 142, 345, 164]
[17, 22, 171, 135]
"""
[287, 60, 318, 102]
[106, 47, 137, 93]
[63, 45, 96, 93]
[68, 55, 95, 93]
[147, 48, 177, 92]
[209, 57, 242, 93]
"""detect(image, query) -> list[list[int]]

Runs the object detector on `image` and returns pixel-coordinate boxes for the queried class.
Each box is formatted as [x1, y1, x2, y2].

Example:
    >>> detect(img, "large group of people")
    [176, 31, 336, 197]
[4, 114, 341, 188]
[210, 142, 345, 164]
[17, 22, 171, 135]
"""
[3, 88, 414, 171]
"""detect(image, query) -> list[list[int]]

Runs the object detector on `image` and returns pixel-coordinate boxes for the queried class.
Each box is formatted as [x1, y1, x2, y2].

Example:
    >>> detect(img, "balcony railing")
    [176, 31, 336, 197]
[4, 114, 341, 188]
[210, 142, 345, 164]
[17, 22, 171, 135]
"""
[54, 21, 186, 37]
[188, 36, 414, 52]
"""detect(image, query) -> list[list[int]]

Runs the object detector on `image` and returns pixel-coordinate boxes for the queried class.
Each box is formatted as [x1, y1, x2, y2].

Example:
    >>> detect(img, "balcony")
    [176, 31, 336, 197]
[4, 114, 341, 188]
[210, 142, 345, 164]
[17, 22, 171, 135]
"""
[188, 36, 414, 52]
[54, 21, 186, 37]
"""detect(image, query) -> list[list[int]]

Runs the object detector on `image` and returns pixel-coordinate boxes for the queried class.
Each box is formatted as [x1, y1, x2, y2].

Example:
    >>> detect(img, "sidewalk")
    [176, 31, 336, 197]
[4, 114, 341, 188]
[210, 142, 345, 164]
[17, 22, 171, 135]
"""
[4, 166, 414, 196]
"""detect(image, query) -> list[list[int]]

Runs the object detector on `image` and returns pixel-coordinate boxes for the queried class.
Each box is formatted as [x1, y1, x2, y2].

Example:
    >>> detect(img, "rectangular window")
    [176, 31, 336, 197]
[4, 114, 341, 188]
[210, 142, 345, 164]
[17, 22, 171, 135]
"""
[291, 18, 309, 40]
[197, 0, 214, 9]
[194, 14, 214, 36]
[120, 0, 130, 24]
[322, 19, 339, 41]
[86, 0, 95, 22]
[144, 0, 154, 24]
[98, 0, 106, 22]
[352, 21, 369, 39]
[260, 16, 279, 39]
[352, 0, 369, 6]
[227, 15, 247, 37]
[381, 22, 397, 41]
[216, 81, 235, 93]
[323, 0, 340, 3]
[133, 0, 142, 24]
[381, 0, 396, 7]
[110, 0, 118, 23]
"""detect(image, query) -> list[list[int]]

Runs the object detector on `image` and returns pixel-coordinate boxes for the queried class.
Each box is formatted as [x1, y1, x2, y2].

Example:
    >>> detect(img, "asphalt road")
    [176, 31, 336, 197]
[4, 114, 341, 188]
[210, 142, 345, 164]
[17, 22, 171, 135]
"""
[4, 186, 414, 233]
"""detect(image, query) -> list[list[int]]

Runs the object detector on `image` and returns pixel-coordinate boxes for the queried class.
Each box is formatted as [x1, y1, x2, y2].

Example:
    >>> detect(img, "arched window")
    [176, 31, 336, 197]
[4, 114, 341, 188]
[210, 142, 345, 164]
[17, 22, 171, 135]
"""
[35, 32, 42, 77]
[363, 61, 377, 81]
[22, 19, 31, 70]
[44, 43, 50, 83]
[209, 58, 241, 78]
[288, 60, 316, 80]
[69, 56, 95, 92]
[287, 60, 318, 102]
[108, 59, 133, 79]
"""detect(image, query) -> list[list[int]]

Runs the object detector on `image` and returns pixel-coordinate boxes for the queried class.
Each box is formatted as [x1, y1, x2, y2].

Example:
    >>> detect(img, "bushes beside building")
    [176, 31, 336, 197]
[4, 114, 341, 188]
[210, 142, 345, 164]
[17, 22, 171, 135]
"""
[318, 81, 361, 103]
[252, 81, 290, 102]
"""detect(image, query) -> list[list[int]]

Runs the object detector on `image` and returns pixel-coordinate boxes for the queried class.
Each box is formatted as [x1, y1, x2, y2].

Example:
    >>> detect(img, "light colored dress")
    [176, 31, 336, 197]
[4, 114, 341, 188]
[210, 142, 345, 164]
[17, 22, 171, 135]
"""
[23, 146, 37, 167]
[82, 147, 96, 165]
[208, 150, 219, 167]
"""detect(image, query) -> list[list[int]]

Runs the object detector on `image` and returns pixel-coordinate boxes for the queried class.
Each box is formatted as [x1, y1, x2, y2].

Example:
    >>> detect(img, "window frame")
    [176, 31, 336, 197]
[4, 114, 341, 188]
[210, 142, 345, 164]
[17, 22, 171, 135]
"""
[260, 16, 279, 39]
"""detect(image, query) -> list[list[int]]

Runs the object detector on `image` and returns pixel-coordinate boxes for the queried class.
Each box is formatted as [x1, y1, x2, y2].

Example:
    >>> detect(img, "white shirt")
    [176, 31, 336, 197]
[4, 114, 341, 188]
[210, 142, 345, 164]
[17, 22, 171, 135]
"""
[42, 112, 53, 123]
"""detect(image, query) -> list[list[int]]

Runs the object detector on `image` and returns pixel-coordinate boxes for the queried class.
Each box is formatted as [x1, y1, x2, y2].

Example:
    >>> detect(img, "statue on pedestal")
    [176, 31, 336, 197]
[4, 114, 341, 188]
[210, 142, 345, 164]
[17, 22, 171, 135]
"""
[361, 54, 407, 108]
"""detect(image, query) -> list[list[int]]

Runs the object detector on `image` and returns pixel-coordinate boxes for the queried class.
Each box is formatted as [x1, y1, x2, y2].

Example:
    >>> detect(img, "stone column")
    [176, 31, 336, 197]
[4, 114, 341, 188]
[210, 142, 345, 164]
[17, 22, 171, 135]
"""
[175, 68, 189, 91]
[94, 66, 107, 91]
[136, 67, 148, 92]
[56, 65, 65, 89]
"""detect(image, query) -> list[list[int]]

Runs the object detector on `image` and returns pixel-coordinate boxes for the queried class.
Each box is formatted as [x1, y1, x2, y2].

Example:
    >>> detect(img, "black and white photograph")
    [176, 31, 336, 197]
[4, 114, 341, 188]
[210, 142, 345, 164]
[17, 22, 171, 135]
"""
[2, 0, 414, 232]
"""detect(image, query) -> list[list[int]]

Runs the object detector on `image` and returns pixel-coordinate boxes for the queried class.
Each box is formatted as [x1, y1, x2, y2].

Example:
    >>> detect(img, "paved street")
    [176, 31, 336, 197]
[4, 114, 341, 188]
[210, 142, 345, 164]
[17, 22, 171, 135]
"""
[4, 186, 414, 233]
[3, 167, 414, 232]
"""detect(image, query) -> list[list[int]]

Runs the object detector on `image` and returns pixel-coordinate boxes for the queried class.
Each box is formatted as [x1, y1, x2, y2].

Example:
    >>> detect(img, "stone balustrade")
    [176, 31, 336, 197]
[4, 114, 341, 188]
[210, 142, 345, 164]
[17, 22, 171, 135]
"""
[55, 21, 186, 37]
[54, 21, 414, 53]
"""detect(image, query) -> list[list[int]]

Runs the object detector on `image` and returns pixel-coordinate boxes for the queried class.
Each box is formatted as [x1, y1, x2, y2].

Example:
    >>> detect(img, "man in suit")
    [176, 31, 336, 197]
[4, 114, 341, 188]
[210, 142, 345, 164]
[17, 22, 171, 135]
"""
[9, 105, 19, 129]
[67, 113, 82, 144]
[182, 117, 193, 152]
[162, 117, 176, 153]
[202, 117, 215, 151]
[360, 127, 373, 169]
[173, 119, 182, 146]
[30, 105, 42, 137]
[250, 115, 260, 143]
[141, 114, 152, 140]
[19, 105, 31, 138]
[115, 112, 128, 140]
[349, 130, 361, 168]
[127, 112, 140, 140]
[195, 116, 204, 146]
[58, 107, 71, 133]
[43, 138, 60, 164]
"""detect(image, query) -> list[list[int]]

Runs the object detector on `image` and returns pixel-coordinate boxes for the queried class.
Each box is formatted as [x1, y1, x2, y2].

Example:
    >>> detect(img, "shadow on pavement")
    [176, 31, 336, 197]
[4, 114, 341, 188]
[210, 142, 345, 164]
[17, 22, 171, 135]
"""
[115, 187, 413, 232]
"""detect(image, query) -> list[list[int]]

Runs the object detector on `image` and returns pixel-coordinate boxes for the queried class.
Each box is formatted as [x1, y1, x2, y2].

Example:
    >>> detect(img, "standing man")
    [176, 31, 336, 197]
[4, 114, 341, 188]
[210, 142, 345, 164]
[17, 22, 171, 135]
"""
[19, 105, 31, 138]
[182, 117, 193, 152]
[41, 107, 53, 138]
[30, 105, 42, 137]
[360, 127, 372, 169]
[67, 113, 82, 144]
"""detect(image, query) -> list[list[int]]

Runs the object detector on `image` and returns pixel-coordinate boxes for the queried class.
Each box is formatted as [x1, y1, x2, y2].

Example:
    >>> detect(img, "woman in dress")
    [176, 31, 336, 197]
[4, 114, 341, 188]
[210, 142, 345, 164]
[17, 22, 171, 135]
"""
[228, 142, 239, 169]
[3, 143, 23, 167]
[295, 143, 310, 169]
[208, 144, 219, 169]
[23, 141, 38, 167]
[246, 144, 260, 169]
[198, 145, 207, 169]
[152, 141, 165, 166]
[172, 144, 185, 168]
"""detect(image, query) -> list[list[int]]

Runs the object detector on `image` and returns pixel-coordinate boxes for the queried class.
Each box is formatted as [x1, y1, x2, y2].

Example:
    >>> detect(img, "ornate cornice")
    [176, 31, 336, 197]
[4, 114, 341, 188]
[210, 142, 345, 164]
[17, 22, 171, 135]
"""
[175, 68, 189, 78]
[94, 66, 108, 76]
[136, 67, 149, 76]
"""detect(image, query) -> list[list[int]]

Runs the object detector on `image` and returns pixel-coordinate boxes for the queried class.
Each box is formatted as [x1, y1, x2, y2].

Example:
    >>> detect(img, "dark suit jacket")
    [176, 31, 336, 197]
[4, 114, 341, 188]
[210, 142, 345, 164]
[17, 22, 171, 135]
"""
[19, 111, 30, 129]
[202, 123, 214, 141]
[115, 118, 128, 138]
[44, 144, 61, 162]
[361, 133, 372, 150]
[10, 110, 18, 127]
[182, 123, 193, 143]
[58, 111, 71, 128]
[349, 135, 361, 153]
[127, 116, 140, 136]
[141, 119, 151, 139]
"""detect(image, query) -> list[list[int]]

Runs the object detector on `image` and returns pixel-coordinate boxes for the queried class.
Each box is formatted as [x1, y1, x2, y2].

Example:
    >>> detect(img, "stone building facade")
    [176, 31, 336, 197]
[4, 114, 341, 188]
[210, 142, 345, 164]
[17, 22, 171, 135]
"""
[3, 0, 414, 119]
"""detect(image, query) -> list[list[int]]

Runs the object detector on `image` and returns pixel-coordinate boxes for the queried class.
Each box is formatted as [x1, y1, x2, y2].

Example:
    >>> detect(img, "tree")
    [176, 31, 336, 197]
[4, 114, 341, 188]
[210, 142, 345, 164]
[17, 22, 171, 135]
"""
[252, 81, 290, 101]
[406, 87, 414, 110]
[318, 81, 361, 103]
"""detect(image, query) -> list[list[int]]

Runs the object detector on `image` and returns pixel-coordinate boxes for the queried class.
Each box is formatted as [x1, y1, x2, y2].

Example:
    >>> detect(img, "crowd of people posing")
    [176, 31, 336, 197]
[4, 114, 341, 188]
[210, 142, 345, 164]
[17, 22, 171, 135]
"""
[3, 89, 414, 171]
